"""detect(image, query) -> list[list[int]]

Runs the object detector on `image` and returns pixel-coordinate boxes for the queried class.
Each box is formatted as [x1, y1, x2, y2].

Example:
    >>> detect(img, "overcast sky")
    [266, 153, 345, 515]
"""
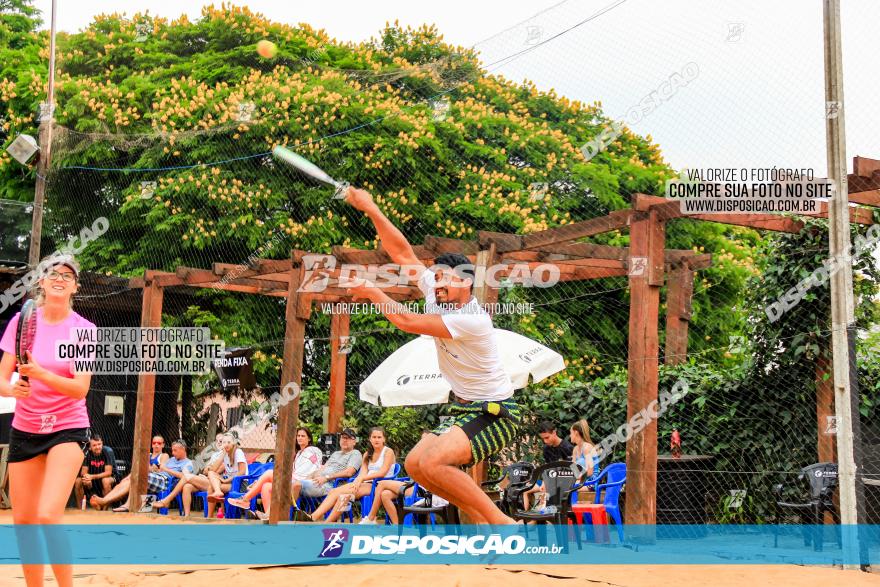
[32, 0, 880, 176]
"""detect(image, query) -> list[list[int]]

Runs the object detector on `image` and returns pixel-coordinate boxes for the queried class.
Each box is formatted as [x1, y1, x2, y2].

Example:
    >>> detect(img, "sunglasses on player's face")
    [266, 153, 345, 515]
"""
[46, 270, 76, 282]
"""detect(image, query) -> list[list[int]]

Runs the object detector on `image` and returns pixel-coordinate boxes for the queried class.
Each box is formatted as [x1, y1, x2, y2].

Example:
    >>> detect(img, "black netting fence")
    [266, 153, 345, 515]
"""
[1, 1, 879, 528]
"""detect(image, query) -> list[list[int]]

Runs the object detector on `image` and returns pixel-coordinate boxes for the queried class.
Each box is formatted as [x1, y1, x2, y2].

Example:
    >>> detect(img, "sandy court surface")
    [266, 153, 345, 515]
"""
[0, 511, 876, 587]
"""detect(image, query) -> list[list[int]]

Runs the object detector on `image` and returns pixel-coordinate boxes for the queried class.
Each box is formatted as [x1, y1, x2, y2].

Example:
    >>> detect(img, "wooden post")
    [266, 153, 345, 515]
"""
[468, 243, 499, 488]
[128, 277, 163, 509]
[823, 3, 863, 567]
[816, 351, 838, 524]
[625, 204, 665, 529]
[816, 353, 837, 463]
[328, 311, 350, 432]
[268, 258, 308, 524]
[206, 403, 220, 441]
[664, 262, 693, 365]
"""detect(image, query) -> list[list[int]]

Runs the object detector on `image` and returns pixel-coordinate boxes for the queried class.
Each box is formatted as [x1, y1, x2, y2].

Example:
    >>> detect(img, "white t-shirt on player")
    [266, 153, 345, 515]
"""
[417, 268, 513, 402]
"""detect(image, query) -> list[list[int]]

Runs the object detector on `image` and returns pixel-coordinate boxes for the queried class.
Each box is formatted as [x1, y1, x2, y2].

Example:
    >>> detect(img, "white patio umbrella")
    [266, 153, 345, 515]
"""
[359, 328, 565, 407]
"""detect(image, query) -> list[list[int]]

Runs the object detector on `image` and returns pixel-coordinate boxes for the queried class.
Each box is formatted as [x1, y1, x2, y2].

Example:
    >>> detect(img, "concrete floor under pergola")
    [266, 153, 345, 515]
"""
[127, 155, 880, 525]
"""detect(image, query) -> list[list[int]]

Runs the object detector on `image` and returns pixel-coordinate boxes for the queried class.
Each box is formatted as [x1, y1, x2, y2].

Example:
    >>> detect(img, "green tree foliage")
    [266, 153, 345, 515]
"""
[1, 5, 763, 444]
[0, 0, 44, 200]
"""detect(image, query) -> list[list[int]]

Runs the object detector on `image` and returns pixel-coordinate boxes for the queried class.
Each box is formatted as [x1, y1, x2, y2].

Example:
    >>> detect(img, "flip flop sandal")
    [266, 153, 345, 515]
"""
[112, 505, 130, 513]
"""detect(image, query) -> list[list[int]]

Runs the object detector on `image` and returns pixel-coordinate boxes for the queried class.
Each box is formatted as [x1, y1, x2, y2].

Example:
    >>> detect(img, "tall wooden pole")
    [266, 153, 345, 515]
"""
[268, 257, 308, 524]
[127, 276, 163, 508]
[626, 198, 665, 531]
[823, 0, 864, 569]
[27, 0, 57, 267]
[328, 311, 350, 432]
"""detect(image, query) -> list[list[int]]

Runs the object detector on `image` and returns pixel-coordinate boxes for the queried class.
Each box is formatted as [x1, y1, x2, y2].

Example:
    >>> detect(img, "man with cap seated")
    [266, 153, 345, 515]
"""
[294, 428, 363, 504]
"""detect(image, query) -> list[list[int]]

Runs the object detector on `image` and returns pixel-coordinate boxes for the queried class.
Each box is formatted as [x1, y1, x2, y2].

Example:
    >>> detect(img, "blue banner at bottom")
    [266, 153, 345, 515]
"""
[0, 524, 875, 566]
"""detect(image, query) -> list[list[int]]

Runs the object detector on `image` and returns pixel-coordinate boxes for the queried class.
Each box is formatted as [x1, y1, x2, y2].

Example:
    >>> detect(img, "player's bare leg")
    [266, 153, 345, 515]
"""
[406, 430, 514, 525]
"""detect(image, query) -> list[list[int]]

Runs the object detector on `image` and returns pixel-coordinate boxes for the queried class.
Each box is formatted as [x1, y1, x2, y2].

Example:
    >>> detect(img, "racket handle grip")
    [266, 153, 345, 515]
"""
[332, 182, 351, 200]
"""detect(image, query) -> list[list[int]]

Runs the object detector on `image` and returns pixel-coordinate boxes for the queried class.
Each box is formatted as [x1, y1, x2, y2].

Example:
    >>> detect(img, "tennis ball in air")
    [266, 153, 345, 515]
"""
[256, 40, 277, 59]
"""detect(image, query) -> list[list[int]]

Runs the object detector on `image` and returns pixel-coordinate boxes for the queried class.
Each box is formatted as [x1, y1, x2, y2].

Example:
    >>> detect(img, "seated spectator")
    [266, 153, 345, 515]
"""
[74, 433, 116, 510]
[228, 427, 323, 520]
[294, 428, 362, 504]
[359, 431, 441, 525]
[133, 439, 194, 512]
[522, 420, 575, 510]
[570, 418, 601, 482]
[309, 427, 395, 523]
[155, 432, 246, 517]
[201, 432, 225, 474]
[91, 434, 168, 512]
[539, 420, 575, 461]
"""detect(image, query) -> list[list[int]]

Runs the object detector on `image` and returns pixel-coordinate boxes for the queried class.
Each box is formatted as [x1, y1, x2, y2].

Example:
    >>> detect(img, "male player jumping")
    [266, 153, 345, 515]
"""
[343, 188, 519, 525]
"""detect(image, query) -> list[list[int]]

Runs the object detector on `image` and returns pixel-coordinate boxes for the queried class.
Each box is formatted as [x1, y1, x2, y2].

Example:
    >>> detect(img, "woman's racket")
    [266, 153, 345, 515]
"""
[15, 299, 37, 382]
[272, 146, 350, 199]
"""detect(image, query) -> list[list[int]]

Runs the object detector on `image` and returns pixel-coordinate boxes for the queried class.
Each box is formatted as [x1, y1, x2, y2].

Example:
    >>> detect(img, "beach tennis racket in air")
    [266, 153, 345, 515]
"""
[15, 299, 37, 382]
[272, 145, 350, 199]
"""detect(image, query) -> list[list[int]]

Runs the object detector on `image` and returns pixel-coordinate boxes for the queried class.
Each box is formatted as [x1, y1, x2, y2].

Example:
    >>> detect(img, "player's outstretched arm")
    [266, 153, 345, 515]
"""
[345, 188, 425, 279]
[346, 280, 451, 339]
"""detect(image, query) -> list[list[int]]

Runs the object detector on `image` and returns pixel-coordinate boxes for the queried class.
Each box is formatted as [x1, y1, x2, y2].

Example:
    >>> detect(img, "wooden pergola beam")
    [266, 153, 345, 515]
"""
[849, 190, 880, 207]
[128, 278, 163, 511]
[665, 262, 694, 366]
[423, 235, 479, 256]
[476, 211, 645, 253]
[635, 194, 806, 232]
[848, 172, 880, 194]
[520, 209, 645, 251]
[268, 258, 308, 525]
[626, 205, 665, 528]
[332, 245, 434, 264]
[524, 242, 712, 269]
[173, 266, 289, 291]
[328, 312, 349, 433]
[853, 156, 880, 178]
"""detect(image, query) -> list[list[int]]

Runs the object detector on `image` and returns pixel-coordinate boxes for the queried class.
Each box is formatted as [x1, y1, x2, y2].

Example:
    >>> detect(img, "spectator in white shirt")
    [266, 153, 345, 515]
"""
[228, 427, 322, 520]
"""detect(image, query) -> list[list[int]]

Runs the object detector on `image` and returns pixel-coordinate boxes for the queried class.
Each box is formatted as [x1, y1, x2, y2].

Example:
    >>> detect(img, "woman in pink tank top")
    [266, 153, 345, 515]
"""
[0, 254, 96, 587]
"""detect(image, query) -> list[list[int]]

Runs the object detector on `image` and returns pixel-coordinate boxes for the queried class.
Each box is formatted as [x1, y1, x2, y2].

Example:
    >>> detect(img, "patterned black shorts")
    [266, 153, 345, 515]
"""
[432, 398, 521, 464]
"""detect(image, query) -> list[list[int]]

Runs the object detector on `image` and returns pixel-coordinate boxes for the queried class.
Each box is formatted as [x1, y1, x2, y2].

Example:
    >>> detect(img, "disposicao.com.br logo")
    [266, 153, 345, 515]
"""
[318, 528, 349, 558]
[348, 534, 561, 556]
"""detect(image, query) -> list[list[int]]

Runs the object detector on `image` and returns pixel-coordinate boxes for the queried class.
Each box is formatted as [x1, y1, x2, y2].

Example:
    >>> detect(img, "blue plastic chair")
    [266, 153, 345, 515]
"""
[568, 464, 603, 506]
[155, 477, 184, 516]
[224, 462, 274, 518]
[586, 462, 626, 541]
[360, 463, 402, 523]
[194, 462, 264, 518]
[221, 462, 272, 519]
